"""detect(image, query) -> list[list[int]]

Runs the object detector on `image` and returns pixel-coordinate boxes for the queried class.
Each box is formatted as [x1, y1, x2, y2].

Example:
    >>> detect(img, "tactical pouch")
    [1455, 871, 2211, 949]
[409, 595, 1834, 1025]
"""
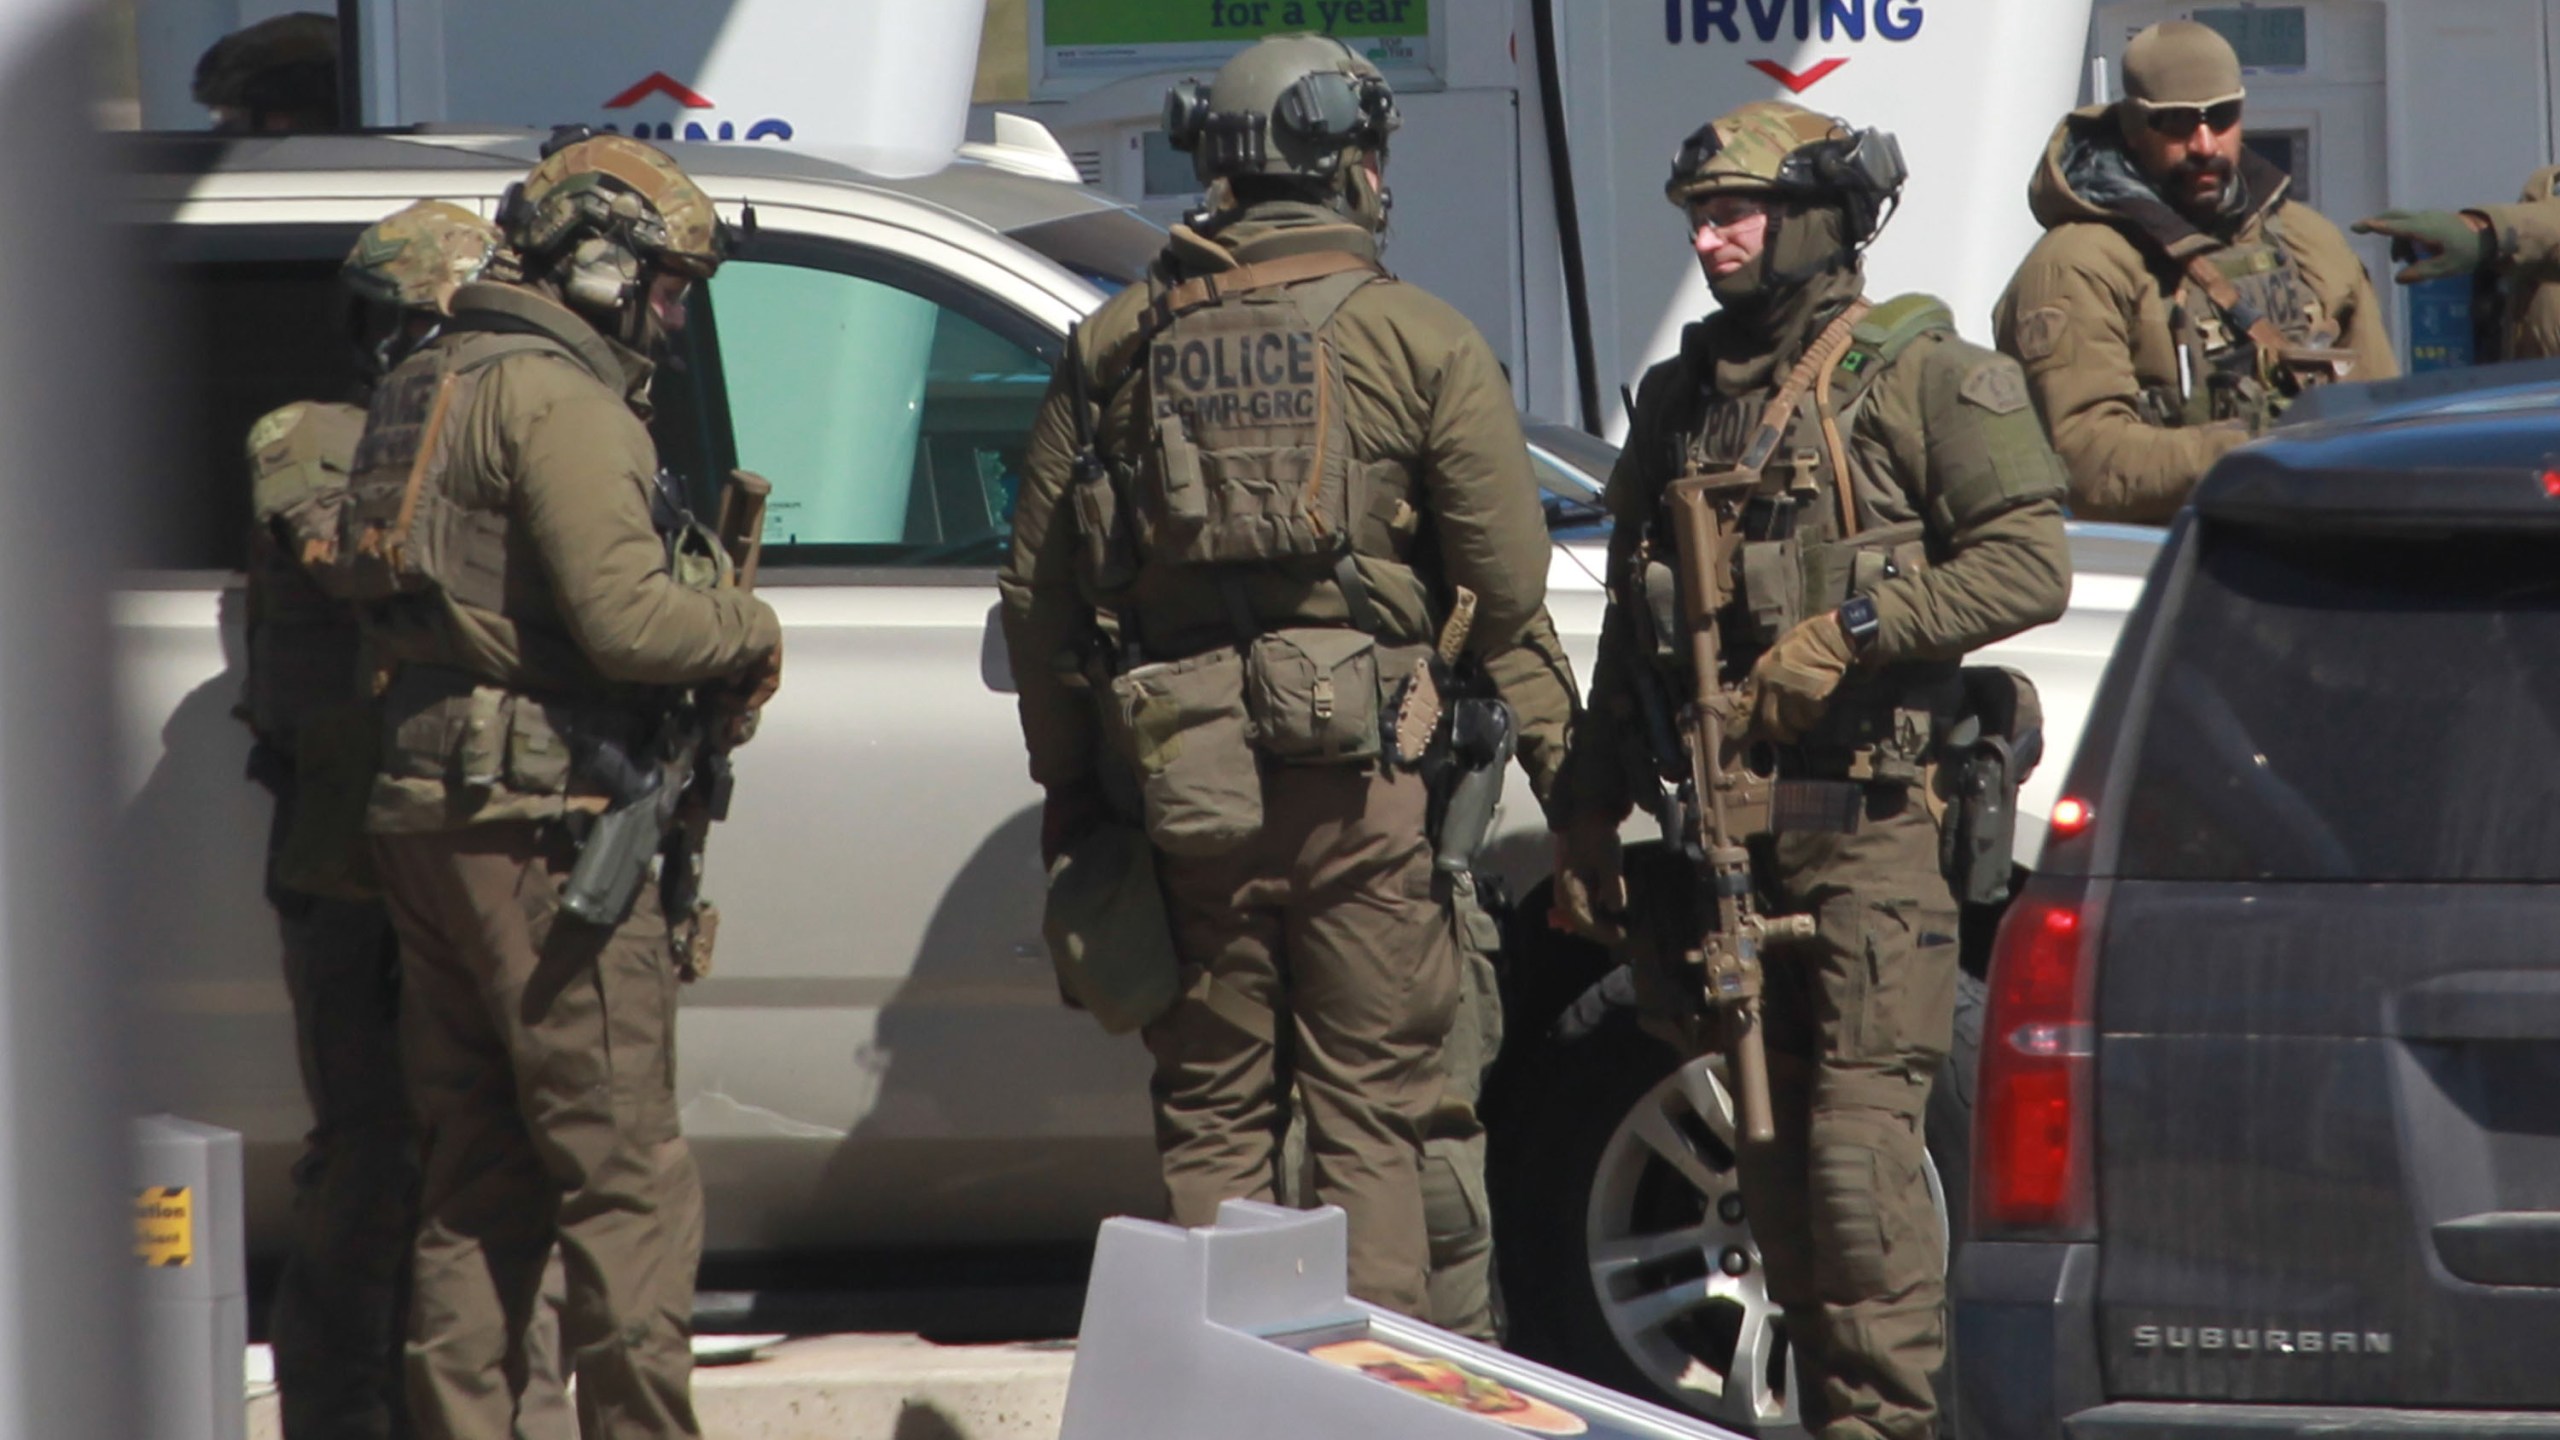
[1106, 646, 1263, 856]
[1069, 455, 1140, 593]
[1737, 538, 1803, 645]
[1244, 626, 1382, 766]
[1940, 667, 2045, 905]
[1042, 822, 1183, 1034]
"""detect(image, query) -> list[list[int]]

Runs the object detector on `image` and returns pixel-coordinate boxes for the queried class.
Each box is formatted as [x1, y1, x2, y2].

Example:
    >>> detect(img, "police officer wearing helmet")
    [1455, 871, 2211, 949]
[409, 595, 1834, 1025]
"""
[1551, 101, 2071, 1439]
[1000, 33, 1579, 1324]
[246, 199, 503, 1440]
[355, 136, 778, 1440]
[1994, 19, 2394, 524]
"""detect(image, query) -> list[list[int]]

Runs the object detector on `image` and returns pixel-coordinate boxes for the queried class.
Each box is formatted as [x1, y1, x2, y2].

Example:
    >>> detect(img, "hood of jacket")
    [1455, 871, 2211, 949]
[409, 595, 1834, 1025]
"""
[2027, 103, 2291, 262]
[1158, 200, 1380, 281]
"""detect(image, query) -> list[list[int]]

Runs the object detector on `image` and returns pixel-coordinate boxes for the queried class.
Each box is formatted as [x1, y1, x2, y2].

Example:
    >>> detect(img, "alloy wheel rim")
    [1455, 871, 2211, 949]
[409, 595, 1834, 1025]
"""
[1582, 1052, 1947, 1431]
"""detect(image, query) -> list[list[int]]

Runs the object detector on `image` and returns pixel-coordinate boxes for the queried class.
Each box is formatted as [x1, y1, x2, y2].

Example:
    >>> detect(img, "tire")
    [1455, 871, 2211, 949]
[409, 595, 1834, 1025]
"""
[1491, 972, 1985, 1434]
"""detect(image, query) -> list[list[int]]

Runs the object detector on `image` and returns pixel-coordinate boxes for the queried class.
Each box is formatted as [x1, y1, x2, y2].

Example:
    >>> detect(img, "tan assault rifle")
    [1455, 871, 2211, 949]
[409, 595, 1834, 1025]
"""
[1658, 472, 1816, 1146]
[664, 469, 771, 981]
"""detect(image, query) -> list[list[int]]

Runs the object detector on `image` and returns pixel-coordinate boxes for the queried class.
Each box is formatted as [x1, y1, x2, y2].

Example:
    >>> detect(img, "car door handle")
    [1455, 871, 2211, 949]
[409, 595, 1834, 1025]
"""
[2390, 973, 2560, 1042]
[2433, 1213, 2560, 1287]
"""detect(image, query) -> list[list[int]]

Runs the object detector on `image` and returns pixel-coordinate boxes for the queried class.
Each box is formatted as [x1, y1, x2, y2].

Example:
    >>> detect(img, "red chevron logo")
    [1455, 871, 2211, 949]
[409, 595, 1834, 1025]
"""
[1748, 58, 1849, 93]
[603, 72, 714, 109]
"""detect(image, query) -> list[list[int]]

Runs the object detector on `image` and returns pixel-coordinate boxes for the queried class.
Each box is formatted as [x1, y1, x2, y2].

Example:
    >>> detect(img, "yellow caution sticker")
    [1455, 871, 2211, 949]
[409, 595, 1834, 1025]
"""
[135, 1185, 192, 1268]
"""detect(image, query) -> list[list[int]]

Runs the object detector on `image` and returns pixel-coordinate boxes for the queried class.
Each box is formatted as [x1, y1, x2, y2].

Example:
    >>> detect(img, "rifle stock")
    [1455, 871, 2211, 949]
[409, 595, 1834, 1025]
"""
[1662, 474, 1812, 1146]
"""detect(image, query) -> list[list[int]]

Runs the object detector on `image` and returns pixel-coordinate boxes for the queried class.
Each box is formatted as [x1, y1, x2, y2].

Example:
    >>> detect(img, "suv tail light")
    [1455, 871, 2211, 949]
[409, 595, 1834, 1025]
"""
[1973, 877, 2101, 1240]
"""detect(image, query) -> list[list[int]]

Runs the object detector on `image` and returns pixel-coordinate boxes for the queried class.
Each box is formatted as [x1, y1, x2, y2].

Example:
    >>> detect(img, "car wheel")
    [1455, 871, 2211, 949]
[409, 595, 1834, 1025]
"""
[1492, 973, 1983, 1434]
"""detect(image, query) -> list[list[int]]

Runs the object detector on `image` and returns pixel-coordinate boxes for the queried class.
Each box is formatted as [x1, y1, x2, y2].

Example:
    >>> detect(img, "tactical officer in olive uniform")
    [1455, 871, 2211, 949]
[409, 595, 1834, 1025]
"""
[354, 137, 779, 1440]
[193, 12, 339, 133]
[1001, 34, 1578, 1322]
[1994, 20, 2395, 523]
[1552, 102, 2071, 1440]
[246, 200, 498, 1440]
[2357, 170, 2560, 360]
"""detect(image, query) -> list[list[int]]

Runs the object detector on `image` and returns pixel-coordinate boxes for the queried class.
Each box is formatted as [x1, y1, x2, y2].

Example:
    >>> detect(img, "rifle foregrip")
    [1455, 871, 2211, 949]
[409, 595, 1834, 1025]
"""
[1734, 1006, 1776, 1146]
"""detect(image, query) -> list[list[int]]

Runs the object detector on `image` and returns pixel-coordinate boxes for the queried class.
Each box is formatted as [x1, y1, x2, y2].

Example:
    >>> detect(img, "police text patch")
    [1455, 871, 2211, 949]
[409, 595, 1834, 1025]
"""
[1152, 329, 1321, 429]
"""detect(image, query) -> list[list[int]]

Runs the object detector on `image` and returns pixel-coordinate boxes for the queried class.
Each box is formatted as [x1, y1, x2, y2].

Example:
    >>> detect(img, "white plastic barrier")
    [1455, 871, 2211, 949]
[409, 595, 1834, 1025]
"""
[136, 1115, 246, 1440]
[1062, 1200, 1752, 1440]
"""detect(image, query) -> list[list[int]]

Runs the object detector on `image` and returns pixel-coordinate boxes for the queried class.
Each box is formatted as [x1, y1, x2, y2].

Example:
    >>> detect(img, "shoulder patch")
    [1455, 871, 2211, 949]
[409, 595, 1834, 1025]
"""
[2015, 306, 2068, 364]
[1960, 358, 2032, 415]
[246, 402, 309, 458]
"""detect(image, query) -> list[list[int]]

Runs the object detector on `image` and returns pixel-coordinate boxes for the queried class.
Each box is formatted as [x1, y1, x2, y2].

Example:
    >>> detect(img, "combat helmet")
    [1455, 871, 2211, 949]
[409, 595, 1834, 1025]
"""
[1666, 99, 1906, 248]
[1162, 33, 1400, 188]
[191, 12, 339, 131]
[498, 133, 727, 326]
[341, 201, 499, 316]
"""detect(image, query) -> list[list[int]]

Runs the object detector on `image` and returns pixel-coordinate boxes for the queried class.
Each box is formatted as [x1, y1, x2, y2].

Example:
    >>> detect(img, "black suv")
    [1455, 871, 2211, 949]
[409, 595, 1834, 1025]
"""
[1957, 373, 2560, 1438]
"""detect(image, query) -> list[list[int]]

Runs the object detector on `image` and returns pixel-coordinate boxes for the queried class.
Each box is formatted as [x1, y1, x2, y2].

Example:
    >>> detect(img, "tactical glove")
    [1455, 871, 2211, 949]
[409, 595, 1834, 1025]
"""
[2353, 209, 2493, 284]
[1748, 611, 1856, 745]
[715, 632, 784, 749]
[1550, 812, 1628, 945]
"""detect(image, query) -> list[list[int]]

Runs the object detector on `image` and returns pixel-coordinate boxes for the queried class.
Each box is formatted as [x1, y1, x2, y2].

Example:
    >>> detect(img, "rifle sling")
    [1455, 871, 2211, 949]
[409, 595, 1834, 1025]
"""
[2181, 253, 2292, 355]
[1737, 301, 1872, 535]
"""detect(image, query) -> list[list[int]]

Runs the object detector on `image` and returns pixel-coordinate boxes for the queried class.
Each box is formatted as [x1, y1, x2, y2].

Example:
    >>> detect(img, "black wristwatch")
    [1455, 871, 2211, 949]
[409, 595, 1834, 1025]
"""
[1836, 595, 1881, 658]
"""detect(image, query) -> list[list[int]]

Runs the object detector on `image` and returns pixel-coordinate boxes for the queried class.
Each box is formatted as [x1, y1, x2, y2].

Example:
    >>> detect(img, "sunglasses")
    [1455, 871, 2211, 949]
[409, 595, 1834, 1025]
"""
[1689, 196, 1769, 233]
[2141, 99, 2244, 137]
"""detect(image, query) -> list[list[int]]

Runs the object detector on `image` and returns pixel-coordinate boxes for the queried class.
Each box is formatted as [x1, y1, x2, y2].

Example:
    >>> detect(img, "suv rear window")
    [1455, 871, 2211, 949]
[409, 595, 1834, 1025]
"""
[2118, 526, 2560, 881]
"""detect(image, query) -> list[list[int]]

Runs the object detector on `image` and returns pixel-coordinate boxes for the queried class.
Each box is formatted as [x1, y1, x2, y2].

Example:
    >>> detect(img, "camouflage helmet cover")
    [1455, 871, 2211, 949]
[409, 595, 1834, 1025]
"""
[191, 11, 338, 119]
[341, 200, 499, 315]
[504, 135, 726, 279]
[1165, 32, 1401, 184]
[1665, 99, 1855, 207]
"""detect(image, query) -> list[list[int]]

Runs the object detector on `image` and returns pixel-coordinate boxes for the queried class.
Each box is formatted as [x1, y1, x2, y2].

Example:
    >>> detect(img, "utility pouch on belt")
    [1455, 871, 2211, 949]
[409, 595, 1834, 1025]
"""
[1245, 626, 1382, 765]
[1940, 667, 2045, 905]
[1043, 822, 1182, 1034]
[1106, 647, 1262, 856]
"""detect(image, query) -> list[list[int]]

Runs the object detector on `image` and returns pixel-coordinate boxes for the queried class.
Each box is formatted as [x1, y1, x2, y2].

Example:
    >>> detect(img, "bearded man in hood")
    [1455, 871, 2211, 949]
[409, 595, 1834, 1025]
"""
[1994, 19, 2395, 523]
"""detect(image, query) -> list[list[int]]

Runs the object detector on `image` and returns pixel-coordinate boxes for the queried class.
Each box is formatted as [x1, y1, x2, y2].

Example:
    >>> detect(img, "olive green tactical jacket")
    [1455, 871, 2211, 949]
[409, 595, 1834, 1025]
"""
[364, 282, 779, 830]
[1000, 202, 1580, 820]
[1558, 271, 2073, 825]
[1994, 106, 2395, 524]
[2475, 172, 2560, 358]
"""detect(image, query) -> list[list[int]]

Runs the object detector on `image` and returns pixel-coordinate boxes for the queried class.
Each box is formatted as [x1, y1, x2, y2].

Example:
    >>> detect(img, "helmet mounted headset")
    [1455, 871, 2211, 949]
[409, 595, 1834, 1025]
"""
[1162, 64, 1400, 181]
[1669, 109, 1909, 287]
[492, 126, 745, 348]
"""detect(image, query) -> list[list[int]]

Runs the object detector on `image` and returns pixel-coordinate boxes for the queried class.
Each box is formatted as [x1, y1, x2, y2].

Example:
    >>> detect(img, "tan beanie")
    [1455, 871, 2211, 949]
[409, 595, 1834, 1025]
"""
[2121, 20, 2245, 109]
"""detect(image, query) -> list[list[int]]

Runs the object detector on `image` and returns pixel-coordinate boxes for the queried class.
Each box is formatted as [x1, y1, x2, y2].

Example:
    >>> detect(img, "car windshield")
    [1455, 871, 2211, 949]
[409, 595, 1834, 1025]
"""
[2117, 524, 2560, 881]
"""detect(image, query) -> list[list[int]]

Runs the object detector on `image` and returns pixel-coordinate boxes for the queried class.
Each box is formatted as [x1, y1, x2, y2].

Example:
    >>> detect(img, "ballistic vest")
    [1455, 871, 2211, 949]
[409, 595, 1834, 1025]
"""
[2157, 217, 2343, 428]
[1080, 250, 1389, 594]
[333, 331, 568, 610]
[1652, 294, 1947, 661]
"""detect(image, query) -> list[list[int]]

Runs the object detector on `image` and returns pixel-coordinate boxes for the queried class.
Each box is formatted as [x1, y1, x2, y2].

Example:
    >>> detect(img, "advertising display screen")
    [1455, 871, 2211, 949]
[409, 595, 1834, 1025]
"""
[1033, 0, 1443, 97]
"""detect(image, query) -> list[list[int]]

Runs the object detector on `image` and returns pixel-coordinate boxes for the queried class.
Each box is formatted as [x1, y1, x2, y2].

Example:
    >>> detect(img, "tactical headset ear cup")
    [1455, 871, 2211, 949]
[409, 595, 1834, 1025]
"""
[496, 183, 529, 239]
[1163, 80, 1210, 151]
[562, 237, 635, 312]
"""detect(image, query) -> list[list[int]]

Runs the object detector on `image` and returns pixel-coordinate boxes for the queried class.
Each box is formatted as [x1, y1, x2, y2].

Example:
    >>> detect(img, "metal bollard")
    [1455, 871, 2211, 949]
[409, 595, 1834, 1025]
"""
[136, 1116, 246, 1440]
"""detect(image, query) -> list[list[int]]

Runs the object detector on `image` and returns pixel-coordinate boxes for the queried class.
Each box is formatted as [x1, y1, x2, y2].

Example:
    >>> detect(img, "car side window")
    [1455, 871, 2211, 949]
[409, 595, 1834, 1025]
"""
[701, 248, 1057, 569]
